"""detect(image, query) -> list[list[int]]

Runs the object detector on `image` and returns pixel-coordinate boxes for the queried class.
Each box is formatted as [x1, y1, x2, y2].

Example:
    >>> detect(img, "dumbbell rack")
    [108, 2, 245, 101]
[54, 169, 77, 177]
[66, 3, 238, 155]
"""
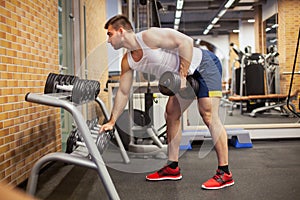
[25, 92, 129, 200]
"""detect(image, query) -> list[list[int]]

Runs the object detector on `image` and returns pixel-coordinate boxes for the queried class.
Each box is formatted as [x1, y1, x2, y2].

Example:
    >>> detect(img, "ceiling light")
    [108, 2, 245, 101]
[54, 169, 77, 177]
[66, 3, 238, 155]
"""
[272, 24, 279, 28]
[201, 0, 236, 35]
[233, 29, 240, 33]
[176, 0, 184, 10]
[248, 19, 255, 23]
[211, 17, 219, 24]
[207, 24, 214, 30]
[218, 9, 227, 17]
[224, 0, 235, 8]
[174, 0, 184, 30]
[174, 18, 180, 25]
[175, 10, 182, 18]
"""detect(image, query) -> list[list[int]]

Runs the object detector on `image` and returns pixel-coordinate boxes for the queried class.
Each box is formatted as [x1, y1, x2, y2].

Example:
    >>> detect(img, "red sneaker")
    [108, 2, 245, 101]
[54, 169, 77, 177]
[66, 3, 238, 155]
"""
[201, 169, 234, 190]
[146, 166, 182, 181]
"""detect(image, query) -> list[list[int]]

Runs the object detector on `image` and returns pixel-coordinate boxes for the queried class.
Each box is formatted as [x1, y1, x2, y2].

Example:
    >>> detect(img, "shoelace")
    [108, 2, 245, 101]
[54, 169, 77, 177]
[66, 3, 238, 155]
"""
[158, 166, 179, 176]
[213, 171, 226, 183]
[158, 166, 169, 175]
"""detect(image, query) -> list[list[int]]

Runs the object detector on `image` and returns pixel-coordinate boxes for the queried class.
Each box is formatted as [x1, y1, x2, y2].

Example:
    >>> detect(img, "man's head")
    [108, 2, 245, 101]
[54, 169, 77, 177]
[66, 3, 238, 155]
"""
[104, 15, 133, 31]
[104, 15, 133, 50]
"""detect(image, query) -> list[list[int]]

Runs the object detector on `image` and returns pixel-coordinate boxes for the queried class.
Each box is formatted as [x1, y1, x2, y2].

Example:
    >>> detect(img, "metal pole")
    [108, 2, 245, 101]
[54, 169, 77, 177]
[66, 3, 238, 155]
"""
[128, 0, 133, 23]
[239, 55, 246, 114]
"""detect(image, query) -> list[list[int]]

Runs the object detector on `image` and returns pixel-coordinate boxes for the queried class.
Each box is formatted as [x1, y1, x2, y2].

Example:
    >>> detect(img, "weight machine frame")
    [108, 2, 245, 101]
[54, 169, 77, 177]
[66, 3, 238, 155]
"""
[127, 79, 168, 156]
[108, 81, 168, 157]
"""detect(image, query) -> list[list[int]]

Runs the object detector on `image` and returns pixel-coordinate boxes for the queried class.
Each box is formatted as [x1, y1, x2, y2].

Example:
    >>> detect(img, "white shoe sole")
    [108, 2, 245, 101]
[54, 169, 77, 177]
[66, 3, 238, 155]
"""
[201, 181, 235, 190]
[146, 175, 182, 181]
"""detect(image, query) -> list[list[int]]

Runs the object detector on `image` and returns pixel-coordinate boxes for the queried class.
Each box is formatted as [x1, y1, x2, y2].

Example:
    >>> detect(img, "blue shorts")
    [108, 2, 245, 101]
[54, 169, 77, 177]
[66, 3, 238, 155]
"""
[192, 49, 222, 98]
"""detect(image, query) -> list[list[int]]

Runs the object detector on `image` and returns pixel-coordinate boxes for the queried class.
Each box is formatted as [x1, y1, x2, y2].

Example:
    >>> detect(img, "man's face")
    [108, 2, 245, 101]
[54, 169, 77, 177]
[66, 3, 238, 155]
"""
[106, 25, 123, 50]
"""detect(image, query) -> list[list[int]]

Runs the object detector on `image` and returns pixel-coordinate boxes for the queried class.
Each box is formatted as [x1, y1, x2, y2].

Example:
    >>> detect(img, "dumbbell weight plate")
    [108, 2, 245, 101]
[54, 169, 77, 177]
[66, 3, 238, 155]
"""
[55, 74, 65, 93]
[82, 80, 90, 102]
[80, 80, 88, 103]
[96, 131, 113, 154]
[71, 78, 81, 104]
[63, 75, 71, 85]
[70, 76, 78, 85]
[87, 80, 93, 101]
[44, 73, 58, 94]
[66, 129, 79, 153]
[65, 75, 78, 85]
[158, 71, 181, 96]
[93, 81, 101, 99]
[82, 80, 89, 102]
[178, 75, 200, 99]
[71, 79, 101, 104]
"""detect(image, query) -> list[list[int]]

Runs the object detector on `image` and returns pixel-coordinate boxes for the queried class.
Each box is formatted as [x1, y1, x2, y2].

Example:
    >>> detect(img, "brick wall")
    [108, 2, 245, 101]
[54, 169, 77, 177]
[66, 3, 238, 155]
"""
[254, 5, 263, 53]
[278, 0, 300, 100]
[0, 0, 61, 185]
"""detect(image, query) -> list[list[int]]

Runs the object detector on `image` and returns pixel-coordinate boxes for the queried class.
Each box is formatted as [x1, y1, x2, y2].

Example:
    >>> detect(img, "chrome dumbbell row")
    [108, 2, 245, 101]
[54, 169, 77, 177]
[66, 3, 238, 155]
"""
[66, 118, 113, 154]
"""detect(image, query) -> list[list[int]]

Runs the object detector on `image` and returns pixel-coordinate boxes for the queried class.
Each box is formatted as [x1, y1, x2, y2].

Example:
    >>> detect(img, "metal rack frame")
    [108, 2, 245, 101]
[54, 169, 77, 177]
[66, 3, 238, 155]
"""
[25, 92, 129, 200]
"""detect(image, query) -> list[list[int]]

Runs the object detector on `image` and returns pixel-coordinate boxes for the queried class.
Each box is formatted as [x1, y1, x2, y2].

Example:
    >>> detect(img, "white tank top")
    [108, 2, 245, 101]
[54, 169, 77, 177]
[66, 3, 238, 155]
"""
[127, 31, 202, 78]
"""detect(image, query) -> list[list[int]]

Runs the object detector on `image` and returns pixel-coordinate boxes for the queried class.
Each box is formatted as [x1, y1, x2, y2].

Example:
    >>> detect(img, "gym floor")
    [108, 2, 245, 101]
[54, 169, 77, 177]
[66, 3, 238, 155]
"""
[19, 139, 300, 200]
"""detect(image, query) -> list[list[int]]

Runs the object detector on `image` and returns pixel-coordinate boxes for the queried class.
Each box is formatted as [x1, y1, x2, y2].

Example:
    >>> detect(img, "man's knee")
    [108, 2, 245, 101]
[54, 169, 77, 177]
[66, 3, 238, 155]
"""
[200, 112, 212, 126]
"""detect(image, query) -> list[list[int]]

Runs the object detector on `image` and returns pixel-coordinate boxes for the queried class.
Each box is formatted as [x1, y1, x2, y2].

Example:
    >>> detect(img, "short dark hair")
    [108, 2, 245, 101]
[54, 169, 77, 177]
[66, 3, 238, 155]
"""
[104, 15, 133, 31]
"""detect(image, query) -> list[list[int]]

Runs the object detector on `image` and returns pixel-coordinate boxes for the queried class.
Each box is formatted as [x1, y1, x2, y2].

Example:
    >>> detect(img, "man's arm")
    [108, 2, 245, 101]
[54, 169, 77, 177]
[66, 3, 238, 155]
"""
[142, 27, 194, 79]
[100, 54, 133, 132]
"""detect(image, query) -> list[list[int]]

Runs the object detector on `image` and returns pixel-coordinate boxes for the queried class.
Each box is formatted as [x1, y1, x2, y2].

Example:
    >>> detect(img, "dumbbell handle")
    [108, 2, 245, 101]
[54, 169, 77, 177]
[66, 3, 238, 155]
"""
[92, 126, 100, 131]
[56, 84, 73, 92]
[91, 130, 99, 135]
[76, 141, 85, 147]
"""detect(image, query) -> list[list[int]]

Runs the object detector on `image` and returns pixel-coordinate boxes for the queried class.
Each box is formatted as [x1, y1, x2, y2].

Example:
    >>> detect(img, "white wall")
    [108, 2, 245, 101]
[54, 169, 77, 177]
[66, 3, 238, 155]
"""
[106, 0, 123, 72]
[262, 0, 278, 21]
[239, 20, 255, 53]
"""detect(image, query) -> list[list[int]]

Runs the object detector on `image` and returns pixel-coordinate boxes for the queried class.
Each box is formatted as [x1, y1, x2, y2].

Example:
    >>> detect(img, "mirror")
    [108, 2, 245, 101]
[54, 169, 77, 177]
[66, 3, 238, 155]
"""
[265, 14, 278, 52]
[183, 38, 299, 131]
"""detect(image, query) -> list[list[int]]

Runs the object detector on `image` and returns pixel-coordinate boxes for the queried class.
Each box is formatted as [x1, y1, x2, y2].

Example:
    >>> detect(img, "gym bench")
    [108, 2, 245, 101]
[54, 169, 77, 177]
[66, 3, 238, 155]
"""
[228, 90, 299, 117]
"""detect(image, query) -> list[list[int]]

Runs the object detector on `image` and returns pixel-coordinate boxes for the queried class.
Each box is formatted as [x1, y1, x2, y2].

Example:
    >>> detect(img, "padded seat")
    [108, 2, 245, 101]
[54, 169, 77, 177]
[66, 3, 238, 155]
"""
[227, 90, 299, 117]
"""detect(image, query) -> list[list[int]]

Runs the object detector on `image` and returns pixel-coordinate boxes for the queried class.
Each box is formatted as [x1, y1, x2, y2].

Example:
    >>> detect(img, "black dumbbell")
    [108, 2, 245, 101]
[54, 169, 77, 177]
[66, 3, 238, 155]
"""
[66, 124, 113, 154]
[158, 71, 199, 99]
[179, 75, 200, 99]
[44, 73, 79, 94]
[44, 73, 101, 104]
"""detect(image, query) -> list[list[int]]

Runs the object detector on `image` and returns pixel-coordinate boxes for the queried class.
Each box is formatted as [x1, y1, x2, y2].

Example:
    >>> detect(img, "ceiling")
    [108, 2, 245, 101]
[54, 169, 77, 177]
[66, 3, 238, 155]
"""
[155, 0, 265, 36]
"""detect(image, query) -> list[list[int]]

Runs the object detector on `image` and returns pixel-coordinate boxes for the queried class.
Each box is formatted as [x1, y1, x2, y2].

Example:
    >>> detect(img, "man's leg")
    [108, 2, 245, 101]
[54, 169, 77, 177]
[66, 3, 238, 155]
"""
[166, 96, 194, 161]
[197, 97, 228, 165]
[198, 97, 234, 189]
[146, 95, 193, 181]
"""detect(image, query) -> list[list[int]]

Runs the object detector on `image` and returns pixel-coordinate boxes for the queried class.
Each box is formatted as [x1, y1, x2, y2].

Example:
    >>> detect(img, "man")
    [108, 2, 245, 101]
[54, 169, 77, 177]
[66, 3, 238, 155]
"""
[100, 14, 234, 190]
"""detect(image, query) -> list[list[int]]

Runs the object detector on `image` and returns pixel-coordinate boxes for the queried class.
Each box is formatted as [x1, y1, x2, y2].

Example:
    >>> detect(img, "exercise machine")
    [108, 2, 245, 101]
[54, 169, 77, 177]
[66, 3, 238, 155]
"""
[228, 44, 298, 117]
[114, 78, 168, 158]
